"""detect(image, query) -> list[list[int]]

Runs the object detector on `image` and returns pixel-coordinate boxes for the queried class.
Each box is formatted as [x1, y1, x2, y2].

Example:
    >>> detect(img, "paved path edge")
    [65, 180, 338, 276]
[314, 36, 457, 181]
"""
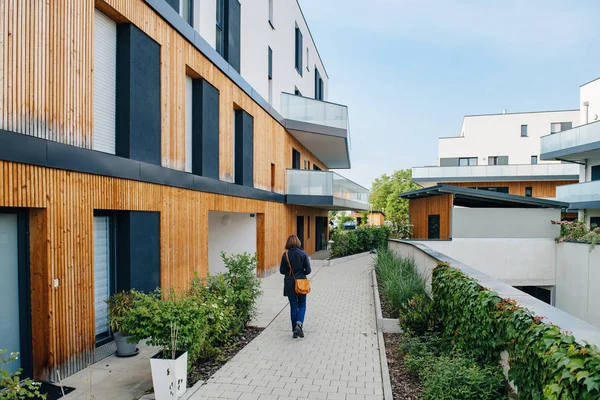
[325, 251, 372, 267]
[371, 267, 394, 400]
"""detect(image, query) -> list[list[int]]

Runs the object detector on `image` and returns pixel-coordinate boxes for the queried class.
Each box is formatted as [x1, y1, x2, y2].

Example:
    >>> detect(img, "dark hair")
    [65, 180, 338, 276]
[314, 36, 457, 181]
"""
[285, 235, 301, 249]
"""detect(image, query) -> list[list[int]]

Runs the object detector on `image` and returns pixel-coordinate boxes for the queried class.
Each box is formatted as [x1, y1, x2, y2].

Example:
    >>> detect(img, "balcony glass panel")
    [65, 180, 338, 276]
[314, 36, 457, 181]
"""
[541, 121, 600, 156]
[281, 93, 348, 130]
[556, 180, 600, 204]
[412, 163, 580, 180]
[286, 169, 369, 205]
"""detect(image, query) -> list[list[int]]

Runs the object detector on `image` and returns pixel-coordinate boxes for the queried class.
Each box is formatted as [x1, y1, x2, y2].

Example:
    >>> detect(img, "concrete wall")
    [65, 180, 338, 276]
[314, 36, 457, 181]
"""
[189, 0, 328, 112]
[438, 110, 579, 166]
[415, 239, 556, 286]
[451, 208, 561, 239]
[208, 211, 257, 275]
[555, 242, 600, 328]
[580, 78, 600, 125]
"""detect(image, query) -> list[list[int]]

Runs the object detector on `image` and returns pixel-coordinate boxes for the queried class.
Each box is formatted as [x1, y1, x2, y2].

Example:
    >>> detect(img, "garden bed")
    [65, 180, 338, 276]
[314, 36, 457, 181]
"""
[383, 333, 422, 400]
[187, 326, 264, 386]
[375, 269, 397, 319]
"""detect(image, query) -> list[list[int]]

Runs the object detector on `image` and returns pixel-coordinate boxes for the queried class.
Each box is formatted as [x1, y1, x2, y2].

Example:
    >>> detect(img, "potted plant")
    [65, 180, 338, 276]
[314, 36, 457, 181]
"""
[149, 323, 188, 400]
[106, 291, 139, 357]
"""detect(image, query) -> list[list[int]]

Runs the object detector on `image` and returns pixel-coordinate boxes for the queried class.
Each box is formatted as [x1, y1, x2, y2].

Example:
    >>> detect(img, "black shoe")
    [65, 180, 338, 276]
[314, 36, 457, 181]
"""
[296, 322, 304, 338]
[293, 330, 298, 338]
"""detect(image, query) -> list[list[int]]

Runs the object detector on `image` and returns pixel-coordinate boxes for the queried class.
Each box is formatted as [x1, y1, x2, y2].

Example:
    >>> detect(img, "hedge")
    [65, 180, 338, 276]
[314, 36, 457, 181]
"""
[330, 226, 389, 258]
[433, 264, 600, 400]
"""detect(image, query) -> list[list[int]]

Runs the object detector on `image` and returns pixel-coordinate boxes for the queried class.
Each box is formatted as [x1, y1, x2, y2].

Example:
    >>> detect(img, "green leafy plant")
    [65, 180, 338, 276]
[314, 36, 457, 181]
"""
[219, 252, 261, 328]
[374, 250, 426, 316]
[552, 219, 600, 251]
[432, 263, 600, 399]
[399, 333, 445, 378]
[398, 294, 438, 336]
[422, 355, 507, 400]
[0, 350, 46, 399]
[106, 290, 136, 334]
[330, 226, 389, 258]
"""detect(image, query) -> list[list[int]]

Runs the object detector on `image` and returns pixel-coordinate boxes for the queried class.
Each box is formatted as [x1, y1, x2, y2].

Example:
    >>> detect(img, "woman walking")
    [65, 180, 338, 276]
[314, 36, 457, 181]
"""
[280, 234, 311, 338]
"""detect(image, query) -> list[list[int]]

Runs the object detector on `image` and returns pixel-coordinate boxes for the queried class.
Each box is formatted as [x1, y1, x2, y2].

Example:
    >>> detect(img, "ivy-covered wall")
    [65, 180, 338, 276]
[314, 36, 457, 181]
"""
[433, 264, 600, 399]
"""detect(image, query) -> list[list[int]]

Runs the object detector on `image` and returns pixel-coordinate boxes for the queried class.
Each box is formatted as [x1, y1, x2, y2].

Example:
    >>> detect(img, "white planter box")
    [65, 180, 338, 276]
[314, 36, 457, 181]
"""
[150, 350, 188, 399]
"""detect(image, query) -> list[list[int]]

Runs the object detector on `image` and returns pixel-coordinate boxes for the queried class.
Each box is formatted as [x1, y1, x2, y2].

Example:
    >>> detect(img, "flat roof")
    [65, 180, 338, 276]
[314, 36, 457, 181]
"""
[399, 185, 569, 209]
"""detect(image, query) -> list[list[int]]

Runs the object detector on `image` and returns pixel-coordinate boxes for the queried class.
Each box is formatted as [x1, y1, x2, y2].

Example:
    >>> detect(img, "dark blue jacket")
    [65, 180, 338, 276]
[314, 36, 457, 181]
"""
[280, 246, 311, 297]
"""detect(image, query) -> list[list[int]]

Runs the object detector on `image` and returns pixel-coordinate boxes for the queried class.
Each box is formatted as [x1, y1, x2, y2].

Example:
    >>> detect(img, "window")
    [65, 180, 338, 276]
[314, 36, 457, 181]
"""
[94, 213, 115, 344]
[551, 122, 572, 134]
[295, 25, 303, 75]
[521, 125, 528, 137]
[591, 217, 600, 230]
[307, 160, 311, 170]
[180, 0, 193, 26]
[476, 187, 509, 194]
[306, 48, 310, 71]
[307, 216, 311, 239]
[185, 75, 193, 173]
[268, 0, 274, 27]
[292, 149, 301, 169]
[314, 68, 323, 101]
[591, 165, 600, 181]
[488, 156, 498, 166]
[267, 47, 273, 80]
[271, 163, 276, 192]
[525, 187, 532, 197]
[459, 157, 477, 166]
[216, 0, 224, 56]
[232, 109, 236, 182]
[93, 9, 117, 155]
[531, 155, 538, 165]
[303, 160, 308, 169]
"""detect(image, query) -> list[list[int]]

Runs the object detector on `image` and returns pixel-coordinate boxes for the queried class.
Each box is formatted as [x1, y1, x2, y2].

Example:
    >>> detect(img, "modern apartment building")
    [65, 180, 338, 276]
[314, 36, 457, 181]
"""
[541, 77, 600, 228]
[413, 110, 581, 199]
[0, 0, 368, 380]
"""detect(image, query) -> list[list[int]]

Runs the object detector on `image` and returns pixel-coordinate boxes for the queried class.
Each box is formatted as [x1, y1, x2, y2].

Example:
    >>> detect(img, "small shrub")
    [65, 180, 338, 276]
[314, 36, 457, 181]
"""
[330, 226, 389, 258]
[398, 294, 438, 336]
[552, 219, 600, 251]
[220, 252, 261, 328]
[423, 356, 507, 400]
[375, 250, 426, 316]
[400, 333, 445, 378]
[0, 350, 46, 399]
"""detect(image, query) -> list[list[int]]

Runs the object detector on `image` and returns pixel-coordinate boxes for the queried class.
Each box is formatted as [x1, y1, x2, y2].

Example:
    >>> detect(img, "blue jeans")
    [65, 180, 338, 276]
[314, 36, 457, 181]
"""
[288, 294, 307, 330]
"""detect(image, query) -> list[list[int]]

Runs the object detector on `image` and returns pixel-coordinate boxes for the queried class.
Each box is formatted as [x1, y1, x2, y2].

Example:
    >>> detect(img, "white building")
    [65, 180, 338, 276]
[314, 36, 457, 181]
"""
[541, 77, 600, 227]
[413, 110, 581, 198]
[181, 0, 327, 113]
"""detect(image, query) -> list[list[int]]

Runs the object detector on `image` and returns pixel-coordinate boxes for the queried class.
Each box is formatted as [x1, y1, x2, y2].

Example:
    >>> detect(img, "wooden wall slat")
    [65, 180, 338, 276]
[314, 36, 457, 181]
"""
[409, 194, 453, 240]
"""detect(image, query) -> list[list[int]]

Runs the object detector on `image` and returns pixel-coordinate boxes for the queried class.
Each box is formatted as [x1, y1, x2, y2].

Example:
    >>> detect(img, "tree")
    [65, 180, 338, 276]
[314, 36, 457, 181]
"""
[370, 169, 420, 224]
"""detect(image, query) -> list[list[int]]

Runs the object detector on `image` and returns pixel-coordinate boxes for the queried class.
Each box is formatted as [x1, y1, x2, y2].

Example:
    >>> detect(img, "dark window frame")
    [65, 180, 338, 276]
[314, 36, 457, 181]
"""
[268, 46, 273, 80]
[459, 157, 478, 166]
[531, 155, 538, 165]
[181, 0, 194, 26]
[216, 0, 225, 56]
[294, 25, 303, 76]
[525, 187, 533, 197]
[521, 125, 528, 137]
[591, 165, 600, 182]
[488, 156, 498, 166]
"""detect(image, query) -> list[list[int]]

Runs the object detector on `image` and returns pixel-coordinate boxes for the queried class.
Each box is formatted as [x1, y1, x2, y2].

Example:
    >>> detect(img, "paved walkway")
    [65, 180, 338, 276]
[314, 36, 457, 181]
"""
[188, 254, 383, 400]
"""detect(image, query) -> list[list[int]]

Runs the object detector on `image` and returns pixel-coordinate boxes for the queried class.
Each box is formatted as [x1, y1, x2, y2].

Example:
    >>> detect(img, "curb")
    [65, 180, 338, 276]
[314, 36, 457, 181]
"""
[324, 251, 371, 267]
[371, 268, 394, 400]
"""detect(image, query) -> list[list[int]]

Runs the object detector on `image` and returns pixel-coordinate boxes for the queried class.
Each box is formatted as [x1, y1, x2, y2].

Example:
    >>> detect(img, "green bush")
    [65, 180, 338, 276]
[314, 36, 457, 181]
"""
[375, 250, 426, 316]
[219, 252, 261, 328]
[0, 350, 46, 399]
[398, 294, 438, 336]
[423, 355, 507, 400]
[400, 333, 445, 378]
[330, 226, 389, 258]
[433, 263, 600, 399]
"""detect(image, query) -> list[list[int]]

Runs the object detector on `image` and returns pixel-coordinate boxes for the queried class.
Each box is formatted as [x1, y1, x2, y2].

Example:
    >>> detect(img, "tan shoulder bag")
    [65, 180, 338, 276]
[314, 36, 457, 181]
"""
[286, 251, 311, 295]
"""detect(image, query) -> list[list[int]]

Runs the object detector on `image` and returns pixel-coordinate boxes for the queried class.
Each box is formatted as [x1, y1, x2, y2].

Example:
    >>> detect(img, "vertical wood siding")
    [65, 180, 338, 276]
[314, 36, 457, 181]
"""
[409, 194, 453, 240]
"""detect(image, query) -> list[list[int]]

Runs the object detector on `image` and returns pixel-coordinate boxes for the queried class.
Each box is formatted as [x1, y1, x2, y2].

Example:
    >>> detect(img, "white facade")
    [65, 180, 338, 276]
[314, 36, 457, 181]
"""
[580, 78, 600, 125]
[190, 0, 328, 113]
[439, 110, 579, 166]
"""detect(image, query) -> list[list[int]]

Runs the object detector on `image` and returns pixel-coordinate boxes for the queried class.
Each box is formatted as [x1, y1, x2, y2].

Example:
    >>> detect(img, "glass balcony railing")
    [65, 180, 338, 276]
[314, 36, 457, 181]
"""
[286, 169, 370, 205]
[412, 163, 580, 181]
[556, 180, 600, 205]
[280, 93, 348, 130]
[541, 120, 600, 157]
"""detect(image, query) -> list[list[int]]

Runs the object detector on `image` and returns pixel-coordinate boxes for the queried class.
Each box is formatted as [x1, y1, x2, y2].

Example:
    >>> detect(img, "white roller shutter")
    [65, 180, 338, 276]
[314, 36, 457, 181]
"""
[93, 9, 117, 154]
[185, 76, 193, 173]
[94, 216, 111, 337]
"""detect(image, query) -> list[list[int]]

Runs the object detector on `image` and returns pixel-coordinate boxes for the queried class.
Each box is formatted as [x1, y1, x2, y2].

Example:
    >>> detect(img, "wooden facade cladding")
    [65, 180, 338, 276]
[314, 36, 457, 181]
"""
[0, 0, 326, 194]
[0, 160, 327, 379]
[408, 194, 453, 240]
[446, 180, 577, 198]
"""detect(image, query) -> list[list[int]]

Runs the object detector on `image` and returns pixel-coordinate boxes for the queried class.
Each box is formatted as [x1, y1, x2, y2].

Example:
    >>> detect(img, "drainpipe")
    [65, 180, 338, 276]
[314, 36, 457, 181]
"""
[584, 101, 589, 124]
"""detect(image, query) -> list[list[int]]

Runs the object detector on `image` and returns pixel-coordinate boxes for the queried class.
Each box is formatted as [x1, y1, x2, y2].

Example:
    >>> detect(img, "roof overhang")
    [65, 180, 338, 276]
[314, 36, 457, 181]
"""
[283, 119, 350, 169]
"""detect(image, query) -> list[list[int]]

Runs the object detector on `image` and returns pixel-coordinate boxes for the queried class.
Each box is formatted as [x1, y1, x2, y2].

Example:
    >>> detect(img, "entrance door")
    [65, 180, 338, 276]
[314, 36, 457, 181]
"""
[296, 216, 304, 249]
[0, 214, 21, 374]
[315, 217, 327, 251]
[94, 215, 113, 344]
[427, 215, 440, 239]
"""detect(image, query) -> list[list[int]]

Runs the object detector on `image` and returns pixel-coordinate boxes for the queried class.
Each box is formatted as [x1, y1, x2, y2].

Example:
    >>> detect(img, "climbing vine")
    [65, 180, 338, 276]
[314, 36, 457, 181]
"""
[432, 264, 600, 400]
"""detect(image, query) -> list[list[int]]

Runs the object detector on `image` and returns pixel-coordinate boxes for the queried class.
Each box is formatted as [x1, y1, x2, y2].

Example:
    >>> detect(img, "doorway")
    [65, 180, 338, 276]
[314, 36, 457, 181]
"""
[0, 210, 32, 377]
[427, 214, 440, 239]
[315, 217, 327, 251]
[94, 214, 115, 346]
[296, 216, 305, 249]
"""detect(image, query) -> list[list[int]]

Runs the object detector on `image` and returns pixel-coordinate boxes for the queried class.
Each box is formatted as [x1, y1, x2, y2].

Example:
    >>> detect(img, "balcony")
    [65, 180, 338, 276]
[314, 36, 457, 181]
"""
[541, 120, 600, 162]
[555, 180, 600, 208]
[286, 169, 370, 210]
[280, 93, 350, 169]
[412, 163, 579, 185]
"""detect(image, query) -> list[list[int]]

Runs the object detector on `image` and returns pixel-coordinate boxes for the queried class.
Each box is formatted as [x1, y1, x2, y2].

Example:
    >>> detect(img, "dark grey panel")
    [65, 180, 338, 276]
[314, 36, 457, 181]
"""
[562, 122, 573, 131]
[498, 156, 509, 165]
[192, 79, 220, 179]
[117, 212, 161, 293]
[225, 0, 241, 73]
[116, 24, 162, 165]
[234, 110, 254, 187]
[440, 158, 459, 167]
[165, 0, 178, 12]
[283, 119, 347, 138]
[0, 129, 48, 165]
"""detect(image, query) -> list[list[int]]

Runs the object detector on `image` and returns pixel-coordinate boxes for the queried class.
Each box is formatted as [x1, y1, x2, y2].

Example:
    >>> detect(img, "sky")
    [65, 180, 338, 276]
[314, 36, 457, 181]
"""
[298, 0, 600, 189]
